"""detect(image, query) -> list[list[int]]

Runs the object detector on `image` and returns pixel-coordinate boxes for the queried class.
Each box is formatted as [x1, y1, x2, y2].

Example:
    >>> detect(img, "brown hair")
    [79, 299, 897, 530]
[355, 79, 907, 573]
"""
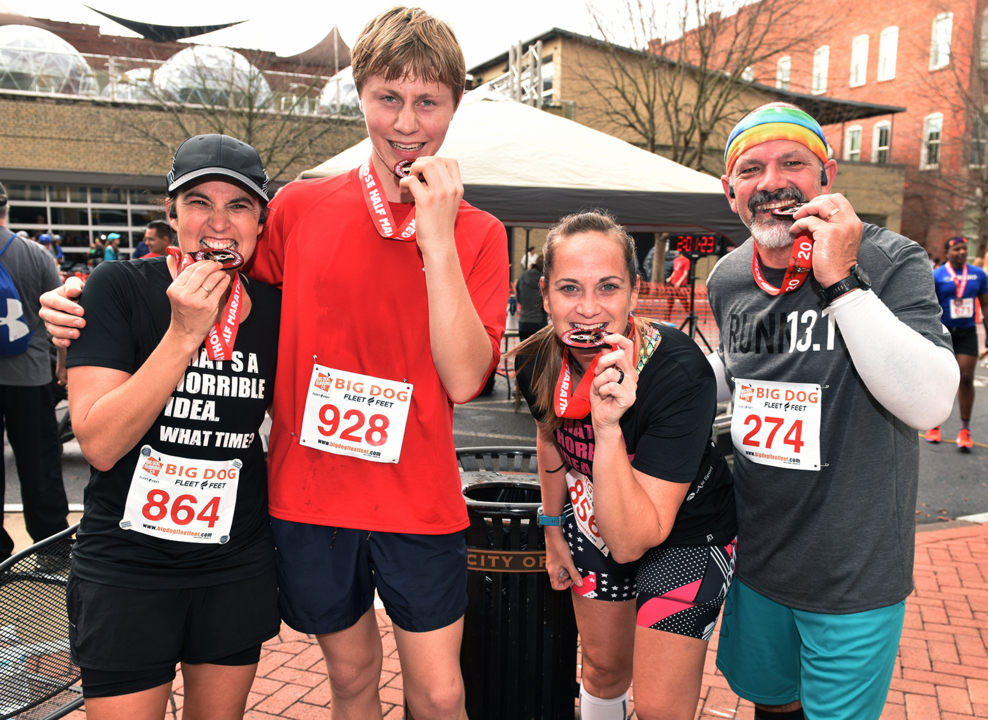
[351, 7, 466, 106]
[509, 210, 642, 431]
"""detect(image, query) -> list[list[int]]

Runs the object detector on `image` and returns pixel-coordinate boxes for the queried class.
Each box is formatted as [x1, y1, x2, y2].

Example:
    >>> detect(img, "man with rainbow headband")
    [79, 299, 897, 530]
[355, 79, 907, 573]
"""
[706, 103, 959, 720]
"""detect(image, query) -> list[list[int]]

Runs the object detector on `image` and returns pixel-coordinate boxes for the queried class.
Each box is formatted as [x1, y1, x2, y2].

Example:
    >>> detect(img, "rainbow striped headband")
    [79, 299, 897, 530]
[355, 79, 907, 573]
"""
[725, 106, 828, 175]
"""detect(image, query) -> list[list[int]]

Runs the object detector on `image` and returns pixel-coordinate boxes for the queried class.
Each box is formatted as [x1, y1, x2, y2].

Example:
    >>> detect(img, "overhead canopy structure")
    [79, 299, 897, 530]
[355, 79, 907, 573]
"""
[301, 89, 749, 243]
[83, 6, 247, 42]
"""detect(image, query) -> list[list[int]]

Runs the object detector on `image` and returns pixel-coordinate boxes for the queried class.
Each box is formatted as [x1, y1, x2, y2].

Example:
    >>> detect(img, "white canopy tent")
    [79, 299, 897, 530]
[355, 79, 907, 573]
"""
[301, 89, 749, 243]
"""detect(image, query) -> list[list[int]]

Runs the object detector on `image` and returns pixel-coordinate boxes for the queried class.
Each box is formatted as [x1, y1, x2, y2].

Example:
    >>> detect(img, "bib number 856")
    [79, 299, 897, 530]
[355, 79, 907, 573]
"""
[318, 404, 389, 447]
[568, 477, 599, 537]
[143, 489, 221, 527]
[741, 415, 805, 453]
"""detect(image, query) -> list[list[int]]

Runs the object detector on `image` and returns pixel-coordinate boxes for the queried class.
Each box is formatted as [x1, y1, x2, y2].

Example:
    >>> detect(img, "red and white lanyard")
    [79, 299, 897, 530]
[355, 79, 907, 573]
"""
[166, 246, 243, 361]
[359, 158, 417, 242]
[751, 233, 815, 296]
[944, 263, 969, 299]
[554, 319, 637, 419]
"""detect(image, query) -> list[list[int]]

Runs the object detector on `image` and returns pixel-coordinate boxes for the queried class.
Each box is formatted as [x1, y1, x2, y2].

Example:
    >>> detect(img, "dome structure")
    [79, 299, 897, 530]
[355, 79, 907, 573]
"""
[153, 46, 272, 108]
[0, 25, 98, 95]
[317, 66, 361, 117]
[101, 67, 154, 101]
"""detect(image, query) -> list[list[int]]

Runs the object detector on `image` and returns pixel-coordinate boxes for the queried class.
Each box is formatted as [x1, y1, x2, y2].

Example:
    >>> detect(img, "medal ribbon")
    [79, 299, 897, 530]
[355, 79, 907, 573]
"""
[751, 232, 814, 296]
[359, 157, 417, 242]
[944, 262, 969, 299]
[166, 246, 243, 361]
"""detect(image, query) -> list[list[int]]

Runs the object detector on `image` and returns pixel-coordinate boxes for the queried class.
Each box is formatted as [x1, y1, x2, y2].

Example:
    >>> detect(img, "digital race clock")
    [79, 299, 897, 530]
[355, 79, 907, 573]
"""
[675, 235, 720, 256]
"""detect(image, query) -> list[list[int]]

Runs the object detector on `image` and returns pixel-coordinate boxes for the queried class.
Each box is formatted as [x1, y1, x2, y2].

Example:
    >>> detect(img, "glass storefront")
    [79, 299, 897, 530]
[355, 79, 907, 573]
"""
[7, 183, 164, 258]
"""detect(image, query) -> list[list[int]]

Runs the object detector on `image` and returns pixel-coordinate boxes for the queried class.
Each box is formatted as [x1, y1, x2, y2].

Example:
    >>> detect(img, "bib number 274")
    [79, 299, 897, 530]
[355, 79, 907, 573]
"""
[740, 415, 804, 453]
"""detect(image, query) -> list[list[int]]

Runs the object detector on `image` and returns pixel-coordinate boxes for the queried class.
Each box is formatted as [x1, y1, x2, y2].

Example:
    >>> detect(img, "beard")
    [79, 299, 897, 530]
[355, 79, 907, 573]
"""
[744, 187, 807, 249]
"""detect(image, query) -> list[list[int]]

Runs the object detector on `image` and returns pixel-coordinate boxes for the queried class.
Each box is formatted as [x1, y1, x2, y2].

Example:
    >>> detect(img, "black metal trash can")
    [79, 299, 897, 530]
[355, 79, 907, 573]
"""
[456, 447, 579, 720]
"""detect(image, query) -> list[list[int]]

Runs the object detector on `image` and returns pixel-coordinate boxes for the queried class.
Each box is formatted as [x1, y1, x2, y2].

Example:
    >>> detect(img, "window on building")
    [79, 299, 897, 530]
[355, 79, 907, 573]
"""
[850, 35, 869, 87]
[922, 113, 943, 168]
[845, 126, 862, 162]
[971, 116, 986, 166]
[981, 13, 988, 67]
[776, 56, 791, 90]
[812, 46, 829, 94]
[878, 27, 898, 80]
[872, 122, 891, 163]
[931, 12, 953, 70]
[741, 66, 754, 82]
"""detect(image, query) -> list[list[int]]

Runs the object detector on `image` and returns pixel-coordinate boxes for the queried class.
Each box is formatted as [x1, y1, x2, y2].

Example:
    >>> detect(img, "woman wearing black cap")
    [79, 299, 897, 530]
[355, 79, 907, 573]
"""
[62, 135, 281, 719]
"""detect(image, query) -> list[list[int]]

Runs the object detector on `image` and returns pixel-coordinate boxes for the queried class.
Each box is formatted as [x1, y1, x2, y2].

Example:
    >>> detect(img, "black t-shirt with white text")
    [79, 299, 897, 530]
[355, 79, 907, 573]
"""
[517, 323, 736, 547]
[66, 258, 280, 589]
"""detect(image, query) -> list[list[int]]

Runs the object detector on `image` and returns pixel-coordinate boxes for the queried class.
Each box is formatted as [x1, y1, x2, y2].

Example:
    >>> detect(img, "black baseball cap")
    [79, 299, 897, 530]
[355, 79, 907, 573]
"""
[166, 134, 269, 201]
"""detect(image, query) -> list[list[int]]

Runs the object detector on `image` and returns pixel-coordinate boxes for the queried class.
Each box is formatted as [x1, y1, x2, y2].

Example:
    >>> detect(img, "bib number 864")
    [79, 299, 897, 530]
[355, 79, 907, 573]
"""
[143, 489, 221, 527]
[318, 404, 389, 447]
[741, 415, 804, 453]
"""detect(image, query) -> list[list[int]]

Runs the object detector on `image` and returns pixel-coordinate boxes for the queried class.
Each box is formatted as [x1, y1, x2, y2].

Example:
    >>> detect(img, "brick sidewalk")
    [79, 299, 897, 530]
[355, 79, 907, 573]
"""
[63, 522, 988, 719]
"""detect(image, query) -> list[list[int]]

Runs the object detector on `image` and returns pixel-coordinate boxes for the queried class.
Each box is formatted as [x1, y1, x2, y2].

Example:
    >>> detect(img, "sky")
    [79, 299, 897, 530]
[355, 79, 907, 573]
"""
[7, 0, 611, 70]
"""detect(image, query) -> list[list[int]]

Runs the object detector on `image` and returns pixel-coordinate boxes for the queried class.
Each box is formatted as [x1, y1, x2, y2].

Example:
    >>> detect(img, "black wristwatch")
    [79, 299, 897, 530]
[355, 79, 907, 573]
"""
[820, 264, 871, 305]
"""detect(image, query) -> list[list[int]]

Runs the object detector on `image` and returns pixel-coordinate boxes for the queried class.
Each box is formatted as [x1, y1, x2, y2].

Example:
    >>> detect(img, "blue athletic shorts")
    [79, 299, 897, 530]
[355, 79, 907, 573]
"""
[271, 517, 468, 634]
[716, 580, 905, 720]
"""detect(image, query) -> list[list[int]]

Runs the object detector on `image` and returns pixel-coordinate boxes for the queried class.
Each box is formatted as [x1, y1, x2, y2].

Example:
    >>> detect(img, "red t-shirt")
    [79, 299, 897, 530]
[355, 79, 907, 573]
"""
[249, 168, 509, 534]
[669, 255, 689, 286]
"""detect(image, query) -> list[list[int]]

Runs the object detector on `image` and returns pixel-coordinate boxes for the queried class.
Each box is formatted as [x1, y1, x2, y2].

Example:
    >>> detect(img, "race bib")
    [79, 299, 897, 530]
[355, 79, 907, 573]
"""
[299, 364, 413, 464]
[565, 469, 609, 556]
[120, 446, 241, 543]
[950, 298, 975, 319]
[731, 379, 822, 471]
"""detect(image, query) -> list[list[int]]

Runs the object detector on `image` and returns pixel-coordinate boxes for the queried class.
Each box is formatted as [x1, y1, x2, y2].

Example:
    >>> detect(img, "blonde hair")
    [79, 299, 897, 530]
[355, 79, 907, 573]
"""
[351, 7, 466, 106]
[509, 210, 642, 431]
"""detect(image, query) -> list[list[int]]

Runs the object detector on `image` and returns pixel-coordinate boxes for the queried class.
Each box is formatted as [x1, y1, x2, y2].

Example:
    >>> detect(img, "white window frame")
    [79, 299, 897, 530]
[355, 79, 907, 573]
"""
[812, 46, 829, 94]
[921, 113, 944, 169]
[845, 125, 862, 162]
[878, 27, 898, 81]
[970, 116, 986, 167]
[872, 121, 891, 163]
[776, 56, 791, 90]
[850, 35, 869, 87]
[930, 12, 953, 70]
[741, 65, 754, 82]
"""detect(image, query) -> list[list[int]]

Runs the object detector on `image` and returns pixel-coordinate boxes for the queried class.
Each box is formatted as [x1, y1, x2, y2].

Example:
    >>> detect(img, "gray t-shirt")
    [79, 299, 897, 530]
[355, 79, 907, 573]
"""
[0, 227, 62, 386]
[707, 224, 950, 614]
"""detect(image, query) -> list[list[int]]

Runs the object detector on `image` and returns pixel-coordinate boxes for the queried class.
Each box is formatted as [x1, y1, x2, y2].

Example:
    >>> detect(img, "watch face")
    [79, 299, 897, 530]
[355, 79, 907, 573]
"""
[852, 264, 871, 288]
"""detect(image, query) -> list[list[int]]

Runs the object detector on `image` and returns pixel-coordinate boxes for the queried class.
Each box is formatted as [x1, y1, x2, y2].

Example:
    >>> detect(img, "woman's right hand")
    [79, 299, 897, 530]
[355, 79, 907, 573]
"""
[544, 526, 583, 591]
[165, 259, 231, 343]
[40, 278, 85, 348]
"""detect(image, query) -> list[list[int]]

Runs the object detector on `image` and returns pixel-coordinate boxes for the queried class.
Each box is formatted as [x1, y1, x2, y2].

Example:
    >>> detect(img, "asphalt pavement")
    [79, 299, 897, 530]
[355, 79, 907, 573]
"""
[5, 363, 988, 523]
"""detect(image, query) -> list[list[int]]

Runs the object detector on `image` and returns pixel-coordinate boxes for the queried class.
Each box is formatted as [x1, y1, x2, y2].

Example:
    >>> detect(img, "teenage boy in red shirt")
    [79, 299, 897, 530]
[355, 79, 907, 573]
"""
[42, 8, 509, 718]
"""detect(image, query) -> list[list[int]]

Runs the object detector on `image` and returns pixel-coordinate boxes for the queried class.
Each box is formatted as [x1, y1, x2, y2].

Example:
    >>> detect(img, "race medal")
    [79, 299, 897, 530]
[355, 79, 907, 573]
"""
[561, 328, 609, 349]
[119, 445, 241, 544]
[565, 469, 609, 556]
[951, 297, 975, 319]
[359, 157, 417, 242]
[194, 249, 244, 270]
[731, 378, 822, 471]
[298, 364, 413, 463]
[394, 160, 413, 178]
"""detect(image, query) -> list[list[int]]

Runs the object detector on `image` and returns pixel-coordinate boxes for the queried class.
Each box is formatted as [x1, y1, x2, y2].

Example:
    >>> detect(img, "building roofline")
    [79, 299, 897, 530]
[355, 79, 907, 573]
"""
[469, 27, 906, 125]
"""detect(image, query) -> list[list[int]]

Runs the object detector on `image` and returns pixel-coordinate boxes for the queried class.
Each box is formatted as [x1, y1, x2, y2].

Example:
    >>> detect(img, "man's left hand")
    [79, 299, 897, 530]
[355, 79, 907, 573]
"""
[789, 193, 864, 288]
[400, 156, 463, 258]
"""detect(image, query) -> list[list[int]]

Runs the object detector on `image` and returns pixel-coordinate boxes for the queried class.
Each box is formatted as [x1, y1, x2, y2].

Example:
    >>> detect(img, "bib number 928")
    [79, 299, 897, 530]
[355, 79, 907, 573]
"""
[741, 415, 804, 453]
[317, 404, 389, 447]
[142, 489, 221, 527]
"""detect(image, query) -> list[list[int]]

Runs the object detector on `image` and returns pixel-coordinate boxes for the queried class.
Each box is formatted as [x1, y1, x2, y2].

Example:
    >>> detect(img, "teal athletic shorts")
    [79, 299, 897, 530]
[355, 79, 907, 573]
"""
[716, 580, 904, 720]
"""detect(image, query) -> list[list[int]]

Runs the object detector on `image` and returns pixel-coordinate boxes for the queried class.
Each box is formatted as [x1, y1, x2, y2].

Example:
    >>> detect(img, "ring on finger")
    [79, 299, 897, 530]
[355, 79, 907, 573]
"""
[202, 285, 213, 293]
[616, 369, 624, 385]
[825, 207, 841, 221]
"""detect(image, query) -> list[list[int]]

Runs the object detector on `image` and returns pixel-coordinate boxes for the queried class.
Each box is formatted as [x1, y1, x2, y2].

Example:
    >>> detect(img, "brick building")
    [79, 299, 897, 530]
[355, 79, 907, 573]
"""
[733, 0, 985, 256]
